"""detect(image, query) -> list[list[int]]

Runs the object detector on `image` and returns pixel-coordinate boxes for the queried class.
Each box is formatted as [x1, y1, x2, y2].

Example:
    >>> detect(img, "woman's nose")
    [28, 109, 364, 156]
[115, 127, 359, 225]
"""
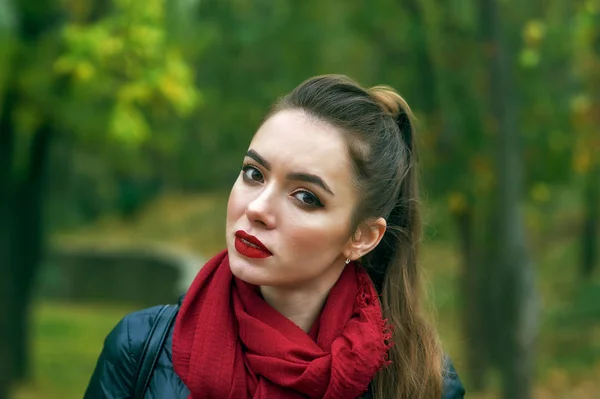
[245, 187, 276, 229]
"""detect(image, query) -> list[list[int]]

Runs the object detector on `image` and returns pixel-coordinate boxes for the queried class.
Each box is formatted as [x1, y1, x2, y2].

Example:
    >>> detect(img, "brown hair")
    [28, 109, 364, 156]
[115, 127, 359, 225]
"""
[271, 75, 443, 398]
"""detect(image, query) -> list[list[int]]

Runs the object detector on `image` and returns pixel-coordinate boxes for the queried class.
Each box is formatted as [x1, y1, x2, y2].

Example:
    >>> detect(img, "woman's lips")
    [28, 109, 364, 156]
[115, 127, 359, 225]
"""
[234, 230, 273, 259]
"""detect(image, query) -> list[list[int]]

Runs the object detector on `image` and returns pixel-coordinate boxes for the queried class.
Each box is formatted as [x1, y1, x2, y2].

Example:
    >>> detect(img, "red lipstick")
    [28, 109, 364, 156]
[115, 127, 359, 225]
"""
[234, 230, 273, 259]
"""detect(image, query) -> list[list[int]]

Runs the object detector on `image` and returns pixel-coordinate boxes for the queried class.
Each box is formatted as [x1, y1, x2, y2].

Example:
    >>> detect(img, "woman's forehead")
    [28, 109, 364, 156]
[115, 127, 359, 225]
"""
[251, 111, 345, 164]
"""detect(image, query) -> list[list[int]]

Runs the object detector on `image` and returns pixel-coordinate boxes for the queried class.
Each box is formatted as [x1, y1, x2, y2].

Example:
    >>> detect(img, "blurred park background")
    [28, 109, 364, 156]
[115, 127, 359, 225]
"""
[0, 0, 599, 398]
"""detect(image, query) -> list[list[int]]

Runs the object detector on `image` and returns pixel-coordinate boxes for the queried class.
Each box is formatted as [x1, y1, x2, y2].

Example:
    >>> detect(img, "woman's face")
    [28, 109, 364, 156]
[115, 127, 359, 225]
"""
[225, 109, 358, 289]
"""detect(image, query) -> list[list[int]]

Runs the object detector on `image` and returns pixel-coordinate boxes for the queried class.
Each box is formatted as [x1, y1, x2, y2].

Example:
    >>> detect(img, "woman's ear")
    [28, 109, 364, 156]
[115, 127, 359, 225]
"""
[344, 217, 386, 261]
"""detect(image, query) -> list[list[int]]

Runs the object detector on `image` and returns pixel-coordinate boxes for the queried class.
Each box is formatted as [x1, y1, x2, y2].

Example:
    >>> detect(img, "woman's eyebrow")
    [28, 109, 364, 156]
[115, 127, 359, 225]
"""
[287, 172, 334, 196]
[246, 149, 334, 195]
[246, 149, 270, 170]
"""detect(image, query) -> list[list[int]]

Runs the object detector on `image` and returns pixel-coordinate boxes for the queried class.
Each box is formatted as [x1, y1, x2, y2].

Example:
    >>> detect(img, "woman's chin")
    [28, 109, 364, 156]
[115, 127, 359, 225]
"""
[228, 255, 270, 286]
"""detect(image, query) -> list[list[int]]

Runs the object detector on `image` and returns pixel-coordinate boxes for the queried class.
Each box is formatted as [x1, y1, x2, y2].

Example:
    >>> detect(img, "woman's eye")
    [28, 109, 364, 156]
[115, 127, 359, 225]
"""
[242, 165, 264, 183]
[293, 191, 323, 208]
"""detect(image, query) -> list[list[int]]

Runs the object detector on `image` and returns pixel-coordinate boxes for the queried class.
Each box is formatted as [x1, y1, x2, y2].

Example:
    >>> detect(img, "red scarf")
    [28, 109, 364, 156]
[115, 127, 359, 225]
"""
[172, 250, 392, 399]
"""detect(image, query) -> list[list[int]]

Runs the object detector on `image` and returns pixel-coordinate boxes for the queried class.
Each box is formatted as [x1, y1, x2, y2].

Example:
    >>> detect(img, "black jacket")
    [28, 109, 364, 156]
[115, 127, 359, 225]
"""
[84, 304, 466, 399]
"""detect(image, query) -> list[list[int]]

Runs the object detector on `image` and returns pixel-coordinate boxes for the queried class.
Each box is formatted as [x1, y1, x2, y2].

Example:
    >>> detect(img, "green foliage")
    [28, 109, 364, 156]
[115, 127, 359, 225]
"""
[54, 0, 200, 146]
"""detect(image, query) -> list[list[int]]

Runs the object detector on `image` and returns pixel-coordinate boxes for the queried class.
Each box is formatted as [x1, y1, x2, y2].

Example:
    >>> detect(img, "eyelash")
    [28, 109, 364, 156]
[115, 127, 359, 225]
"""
[240, 164, 324, 208]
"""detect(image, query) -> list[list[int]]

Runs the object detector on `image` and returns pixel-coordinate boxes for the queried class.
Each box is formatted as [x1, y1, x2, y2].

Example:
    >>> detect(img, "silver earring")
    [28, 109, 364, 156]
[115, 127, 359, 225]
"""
[345, 252, 354, 265]
[345, 258, 351, 265]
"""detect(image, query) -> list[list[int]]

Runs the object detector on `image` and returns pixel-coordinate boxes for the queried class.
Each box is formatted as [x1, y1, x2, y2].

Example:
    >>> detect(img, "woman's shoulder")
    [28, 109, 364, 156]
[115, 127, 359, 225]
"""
[442, 355, 466, 399]
[103, 294, 184, 355]
[83, 305, 175, 398]
[104, 305, 168, 355]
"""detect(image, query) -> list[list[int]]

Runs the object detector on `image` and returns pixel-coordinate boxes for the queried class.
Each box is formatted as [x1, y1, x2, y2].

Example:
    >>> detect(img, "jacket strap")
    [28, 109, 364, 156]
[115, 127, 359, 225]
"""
[133, 304, 179, 399]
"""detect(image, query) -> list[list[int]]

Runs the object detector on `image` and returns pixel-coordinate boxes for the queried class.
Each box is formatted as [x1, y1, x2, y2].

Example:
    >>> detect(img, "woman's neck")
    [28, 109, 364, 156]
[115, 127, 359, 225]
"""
[260, 285, 328, 332]
[260, 260, 347, 332]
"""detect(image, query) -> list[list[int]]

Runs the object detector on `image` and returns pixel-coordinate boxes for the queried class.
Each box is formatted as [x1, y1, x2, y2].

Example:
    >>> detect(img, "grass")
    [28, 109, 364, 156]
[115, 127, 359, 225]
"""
[13, 303, 136, 399]
[14, 191, 600, 398]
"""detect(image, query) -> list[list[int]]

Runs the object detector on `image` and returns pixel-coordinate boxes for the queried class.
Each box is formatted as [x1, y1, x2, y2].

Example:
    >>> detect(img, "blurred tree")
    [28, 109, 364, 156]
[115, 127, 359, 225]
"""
[0, 1, 63, 395]
[572, 1, 600, 278]
[481, 1, 538, 399]
[415, 0, 494, 389]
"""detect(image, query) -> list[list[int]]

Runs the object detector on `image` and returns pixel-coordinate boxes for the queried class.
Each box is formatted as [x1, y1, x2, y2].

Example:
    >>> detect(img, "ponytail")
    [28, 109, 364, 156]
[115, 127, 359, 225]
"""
[363, 87, 417, 290]
[367, 88, 443, 399]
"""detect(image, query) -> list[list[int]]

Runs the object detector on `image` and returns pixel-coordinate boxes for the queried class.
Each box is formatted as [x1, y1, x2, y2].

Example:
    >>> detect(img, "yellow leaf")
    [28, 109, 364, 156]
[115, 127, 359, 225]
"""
[530, 183, 551, 203]
[523, 20, 546, 45]
[74, 62, 95, 82]
[573, 149, 591, 174]
[570, 94, 592, 115]
[159, 75, 183, 103]
[447, 192, 468, 215]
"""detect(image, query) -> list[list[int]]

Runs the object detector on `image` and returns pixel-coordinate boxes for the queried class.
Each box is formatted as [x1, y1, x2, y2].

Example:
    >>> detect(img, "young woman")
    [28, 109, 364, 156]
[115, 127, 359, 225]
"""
[84, 75, 465, 399]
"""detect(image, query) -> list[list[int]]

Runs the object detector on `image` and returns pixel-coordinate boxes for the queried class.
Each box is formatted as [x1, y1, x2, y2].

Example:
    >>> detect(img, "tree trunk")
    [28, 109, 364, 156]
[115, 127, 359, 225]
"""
[480, 1, 538, 398]
[454, 207, 488, 391]
[0, 0, 61, 393]
[8, 123, 53, 382]
[581, 163, 599, 278]
[417, 0, 494, 389]
[0, 88, 16, 399]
